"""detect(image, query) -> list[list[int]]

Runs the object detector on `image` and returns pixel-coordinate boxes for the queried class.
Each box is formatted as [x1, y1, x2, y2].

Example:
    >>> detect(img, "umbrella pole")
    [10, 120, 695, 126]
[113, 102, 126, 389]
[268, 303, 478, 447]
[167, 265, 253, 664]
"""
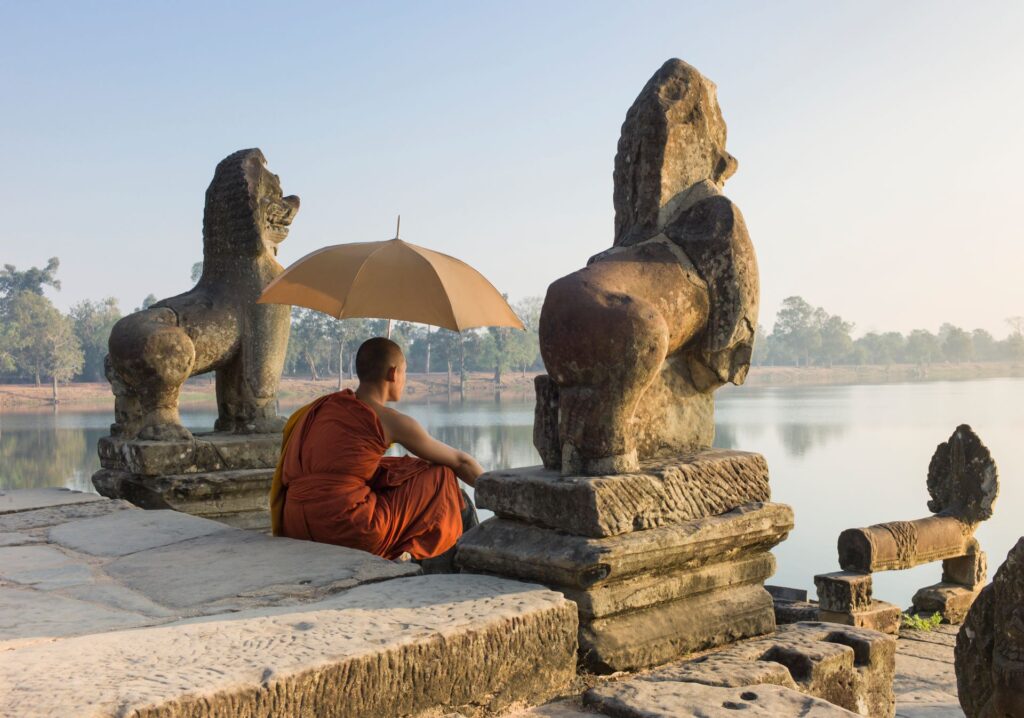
[386, 319, 393, 339]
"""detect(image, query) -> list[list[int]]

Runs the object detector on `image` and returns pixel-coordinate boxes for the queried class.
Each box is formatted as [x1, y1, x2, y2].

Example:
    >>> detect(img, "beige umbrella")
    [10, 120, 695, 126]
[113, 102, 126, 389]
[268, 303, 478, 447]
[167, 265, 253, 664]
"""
[257, 223, 523, 332]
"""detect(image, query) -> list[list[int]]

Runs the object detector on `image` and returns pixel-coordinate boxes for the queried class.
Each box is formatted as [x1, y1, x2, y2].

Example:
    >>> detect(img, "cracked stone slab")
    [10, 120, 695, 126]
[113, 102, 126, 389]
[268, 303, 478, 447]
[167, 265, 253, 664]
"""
[0, 532, 41, 547]
[0, 488, 102, 515]
[586, 681, 860, 717]
[475, 450, 770, 537]
[48, 508, 233, 557]
[105, 528, 420, 609]
[457, 502, 793, 589]
[0, 587, 157, 645]
[0, 575, 578, 718]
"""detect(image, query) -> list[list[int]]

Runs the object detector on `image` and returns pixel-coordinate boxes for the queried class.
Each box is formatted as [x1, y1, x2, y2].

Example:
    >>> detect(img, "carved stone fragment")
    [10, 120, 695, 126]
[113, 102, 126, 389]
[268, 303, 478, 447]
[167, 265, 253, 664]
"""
[955, 537, 1024, 718]
[814, 572, 873, 613]
[927, 424, 998, 525]
[536, 59, 758, 475]
[105, 149, 298, 441]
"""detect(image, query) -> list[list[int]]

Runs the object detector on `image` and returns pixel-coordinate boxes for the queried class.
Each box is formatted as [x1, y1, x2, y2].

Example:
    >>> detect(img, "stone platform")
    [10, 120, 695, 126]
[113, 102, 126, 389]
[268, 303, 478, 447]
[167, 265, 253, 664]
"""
[92, 431, 280, 528]
[0, 488, 579, 717]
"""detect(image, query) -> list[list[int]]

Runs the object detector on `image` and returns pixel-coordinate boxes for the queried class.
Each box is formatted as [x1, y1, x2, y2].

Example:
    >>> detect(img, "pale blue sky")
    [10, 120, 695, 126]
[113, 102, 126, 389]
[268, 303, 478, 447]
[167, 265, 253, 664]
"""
[2, 1, 1022, 336]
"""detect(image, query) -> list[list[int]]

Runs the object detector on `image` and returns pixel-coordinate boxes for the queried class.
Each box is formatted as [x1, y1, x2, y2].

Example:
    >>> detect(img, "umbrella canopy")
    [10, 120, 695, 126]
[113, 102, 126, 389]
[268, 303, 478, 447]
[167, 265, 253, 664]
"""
[258, 238, 524, 332]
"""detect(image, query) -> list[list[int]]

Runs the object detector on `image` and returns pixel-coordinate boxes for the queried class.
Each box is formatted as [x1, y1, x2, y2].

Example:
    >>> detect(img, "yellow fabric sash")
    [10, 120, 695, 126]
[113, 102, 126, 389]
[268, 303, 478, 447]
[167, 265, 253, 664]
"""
[269, 398, 321, 536]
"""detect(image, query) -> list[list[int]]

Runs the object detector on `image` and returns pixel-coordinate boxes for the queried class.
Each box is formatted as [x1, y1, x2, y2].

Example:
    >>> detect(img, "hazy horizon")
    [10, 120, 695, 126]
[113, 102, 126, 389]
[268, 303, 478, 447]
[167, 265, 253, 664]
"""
[3, 1, 1022, 337]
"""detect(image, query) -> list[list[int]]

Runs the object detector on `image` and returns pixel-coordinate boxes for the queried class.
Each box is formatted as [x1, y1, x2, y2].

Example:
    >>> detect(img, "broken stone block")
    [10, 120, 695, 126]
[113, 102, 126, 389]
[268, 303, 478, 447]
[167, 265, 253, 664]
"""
[92, 467, 273, 529]
[942, 549, 987, 589]
[585, 622, 894, 717]
[926, 424, 999, 525]
[456, 502, 793, 588]
[814, 571, 873, 613]
[579, 583, 775, 673]
[912, 582, 980, 624]
[586, 681, 859, 717]
[475, 450, 770, 537]
[819, 600, 902, 635]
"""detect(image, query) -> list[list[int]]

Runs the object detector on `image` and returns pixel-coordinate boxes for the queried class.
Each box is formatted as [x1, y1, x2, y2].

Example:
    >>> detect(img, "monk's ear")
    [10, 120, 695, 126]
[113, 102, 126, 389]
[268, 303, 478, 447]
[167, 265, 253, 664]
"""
[386, 366, 397, 382]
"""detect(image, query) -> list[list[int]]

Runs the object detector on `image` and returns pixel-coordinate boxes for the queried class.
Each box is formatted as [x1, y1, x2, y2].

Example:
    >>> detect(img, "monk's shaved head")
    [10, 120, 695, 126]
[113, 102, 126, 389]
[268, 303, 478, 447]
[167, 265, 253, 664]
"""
[356, 337, 405, 382]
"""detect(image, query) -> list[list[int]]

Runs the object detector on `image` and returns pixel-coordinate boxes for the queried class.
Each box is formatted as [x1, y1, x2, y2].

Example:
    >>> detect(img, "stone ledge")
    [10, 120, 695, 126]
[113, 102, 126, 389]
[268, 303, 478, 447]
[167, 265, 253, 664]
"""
[819, 600, 902, 635]
[98, 431, 281, 476]
[92, 467, 273, 529]
[0, 488, 103, 515]
[0, 575, 579, 718]
[457, 502, 793, 589]
[476, 450, 770, 538]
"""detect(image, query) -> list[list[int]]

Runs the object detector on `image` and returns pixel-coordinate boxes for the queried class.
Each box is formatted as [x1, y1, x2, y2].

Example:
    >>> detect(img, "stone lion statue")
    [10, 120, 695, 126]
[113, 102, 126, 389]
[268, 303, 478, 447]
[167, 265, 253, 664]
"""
[537, 59, 758, 475]
[106, 148, 299, 441]
[956, 537, 1024, 718]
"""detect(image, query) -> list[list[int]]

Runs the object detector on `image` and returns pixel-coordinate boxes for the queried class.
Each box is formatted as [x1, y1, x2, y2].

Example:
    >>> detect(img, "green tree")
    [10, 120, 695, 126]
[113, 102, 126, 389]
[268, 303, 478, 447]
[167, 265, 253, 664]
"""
[6, 292, 83, 399]
[772, 296, 819, 366]
[818, 314, 854, 367]
[941, 325, 973, 363]
[971, 329, 997, 361]
[0, 257, 61, 298]
[905, 329, 941, 365]
[69, 298, 122, 381]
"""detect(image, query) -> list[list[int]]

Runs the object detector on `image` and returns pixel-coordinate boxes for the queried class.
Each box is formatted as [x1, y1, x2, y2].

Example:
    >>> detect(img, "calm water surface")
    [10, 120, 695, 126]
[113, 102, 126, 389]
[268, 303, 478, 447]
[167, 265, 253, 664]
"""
[2, 378, 1020, 607]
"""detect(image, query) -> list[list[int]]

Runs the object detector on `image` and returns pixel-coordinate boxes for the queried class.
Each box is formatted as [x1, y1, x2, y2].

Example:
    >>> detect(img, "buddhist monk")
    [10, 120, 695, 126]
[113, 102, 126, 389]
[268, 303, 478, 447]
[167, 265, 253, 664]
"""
[269, 337, 483, 561]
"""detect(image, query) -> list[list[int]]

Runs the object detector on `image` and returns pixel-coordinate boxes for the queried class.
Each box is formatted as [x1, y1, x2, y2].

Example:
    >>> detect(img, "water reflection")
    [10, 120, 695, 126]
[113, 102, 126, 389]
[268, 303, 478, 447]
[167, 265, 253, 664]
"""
[2, 378, 1022, 609]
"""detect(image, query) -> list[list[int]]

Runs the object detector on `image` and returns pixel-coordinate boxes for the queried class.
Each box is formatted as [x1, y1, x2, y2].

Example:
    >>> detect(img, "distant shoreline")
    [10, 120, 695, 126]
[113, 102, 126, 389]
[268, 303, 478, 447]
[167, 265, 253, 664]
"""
[0, 362, 1021, 410]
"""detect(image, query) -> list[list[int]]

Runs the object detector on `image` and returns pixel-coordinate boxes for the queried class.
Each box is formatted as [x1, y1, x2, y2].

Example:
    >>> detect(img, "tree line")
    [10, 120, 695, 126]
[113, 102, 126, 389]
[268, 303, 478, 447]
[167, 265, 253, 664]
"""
[1, 260, 1021, 401]
[753, 296, 1024, 367]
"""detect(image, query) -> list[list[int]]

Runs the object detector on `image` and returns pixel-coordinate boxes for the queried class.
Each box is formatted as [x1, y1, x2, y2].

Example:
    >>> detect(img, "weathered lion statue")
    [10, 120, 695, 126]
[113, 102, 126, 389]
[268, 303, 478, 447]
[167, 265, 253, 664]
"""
[106, 148, 299, 441]
[537, 59, 758, 475]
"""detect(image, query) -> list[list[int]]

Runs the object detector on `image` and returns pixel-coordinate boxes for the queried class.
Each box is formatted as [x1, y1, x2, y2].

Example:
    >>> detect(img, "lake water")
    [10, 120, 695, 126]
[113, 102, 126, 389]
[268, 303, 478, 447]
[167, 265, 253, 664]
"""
[2, 377, 1021, 608]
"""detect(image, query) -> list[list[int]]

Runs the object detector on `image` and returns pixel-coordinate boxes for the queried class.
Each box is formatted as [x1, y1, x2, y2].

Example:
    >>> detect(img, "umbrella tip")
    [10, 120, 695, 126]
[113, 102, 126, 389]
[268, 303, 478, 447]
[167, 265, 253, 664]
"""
[395, 214, 401, 240]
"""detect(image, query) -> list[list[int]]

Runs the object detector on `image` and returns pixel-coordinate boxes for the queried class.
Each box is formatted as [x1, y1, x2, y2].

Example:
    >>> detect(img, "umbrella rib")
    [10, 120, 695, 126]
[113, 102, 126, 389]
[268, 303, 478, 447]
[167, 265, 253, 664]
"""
[338, 241, 392, 319]
[406, 243, 461, 331]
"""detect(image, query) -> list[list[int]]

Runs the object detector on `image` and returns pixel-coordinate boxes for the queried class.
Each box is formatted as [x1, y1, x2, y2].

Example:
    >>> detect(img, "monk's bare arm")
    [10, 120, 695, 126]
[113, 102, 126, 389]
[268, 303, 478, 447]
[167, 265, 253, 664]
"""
[383, 410, 484, 487]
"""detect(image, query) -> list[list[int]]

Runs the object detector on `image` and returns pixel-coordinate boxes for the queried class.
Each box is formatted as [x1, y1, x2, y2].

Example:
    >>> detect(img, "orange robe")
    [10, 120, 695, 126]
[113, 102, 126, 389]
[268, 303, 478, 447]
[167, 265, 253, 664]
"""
[271, 390, 463, 560]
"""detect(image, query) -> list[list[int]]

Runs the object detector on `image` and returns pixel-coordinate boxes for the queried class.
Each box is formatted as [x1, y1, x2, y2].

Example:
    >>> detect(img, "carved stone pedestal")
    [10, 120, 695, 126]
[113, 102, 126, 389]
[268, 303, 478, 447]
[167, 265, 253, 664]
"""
[457, 452, 793, 673]
[91, 432, 279, 530]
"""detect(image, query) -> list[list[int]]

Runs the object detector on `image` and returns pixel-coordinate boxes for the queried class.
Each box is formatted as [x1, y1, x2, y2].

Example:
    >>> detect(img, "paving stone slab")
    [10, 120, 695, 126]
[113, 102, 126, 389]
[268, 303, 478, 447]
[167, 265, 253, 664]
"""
[0, 575, 578, 718]
[49, 508, 233, 557]
[586, 681, 860, 717]
[0, 587, 157, 644]
[105, 528, 420, 609]
[0, 544, 95, 590]
[457, 502, 793, 589]
[0, 487, 102, 514]
[475, 450, 770, 538]
[510, 702, 598, 717]
[0, 498, 133, 532]
[0, 532, 40, 546]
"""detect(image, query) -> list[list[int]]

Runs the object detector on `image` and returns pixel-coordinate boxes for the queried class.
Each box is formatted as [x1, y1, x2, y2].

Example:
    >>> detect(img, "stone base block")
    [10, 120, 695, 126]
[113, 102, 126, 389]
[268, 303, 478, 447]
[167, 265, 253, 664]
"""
[456, 502, 793, 588]
[911, 582, 979, 624]
[819, 600, 902, 635]
[563, 553, 775, 620]
[942, 549, 986, 589]
[814, 571, 873, 613]
[773, 598, 821, 625]
[579, 583, 776, 673]
[92, 467, 272, 529]
[98, 431, 281, 476]
[475, 450, 770, 538]
[585, 622, 895, 717]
